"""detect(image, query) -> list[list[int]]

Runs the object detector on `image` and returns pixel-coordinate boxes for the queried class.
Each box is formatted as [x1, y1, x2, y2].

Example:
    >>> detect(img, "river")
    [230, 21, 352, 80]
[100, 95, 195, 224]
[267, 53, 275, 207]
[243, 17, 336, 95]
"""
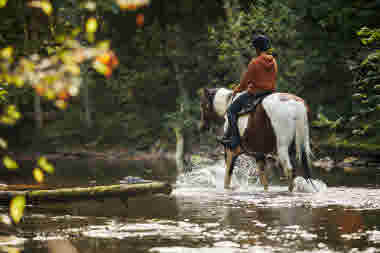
[1, 155, 380, 253]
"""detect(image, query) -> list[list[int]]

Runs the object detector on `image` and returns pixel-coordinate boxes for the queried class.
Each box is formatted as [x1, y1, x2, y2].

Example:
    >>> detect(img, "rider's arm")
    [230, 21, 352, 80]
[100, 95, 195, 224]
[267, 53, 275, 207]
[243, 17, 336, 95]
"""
[234, 60, 257, 94]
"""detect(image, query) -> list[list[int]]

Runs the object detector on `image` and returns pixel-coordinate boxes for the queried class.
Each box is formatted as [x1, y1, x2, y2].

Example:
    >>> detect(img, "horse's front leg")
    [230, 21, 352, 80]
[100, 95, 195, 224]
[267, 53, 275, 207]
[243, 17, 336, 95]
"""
[224, 148, 239, 189]
[287, 167, 296, 192]
[256, 159, 268, 191]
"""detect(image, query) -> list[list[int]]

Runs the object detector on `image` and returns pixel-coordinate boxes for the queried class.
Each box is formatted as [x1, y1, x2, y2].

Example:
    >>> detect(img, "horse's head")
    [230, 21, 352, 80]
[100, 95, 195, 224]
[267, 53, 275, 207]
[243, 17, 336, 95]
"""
[199, 88, 223, 132]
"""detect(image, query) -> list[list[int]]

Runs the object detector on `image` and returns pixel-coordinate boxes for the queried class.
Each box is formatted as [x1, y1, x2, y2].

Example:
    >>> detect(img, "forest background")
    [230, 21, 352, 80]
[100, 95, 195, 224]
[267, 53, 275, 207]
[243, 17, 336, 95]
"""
[1, 0, 380, 163]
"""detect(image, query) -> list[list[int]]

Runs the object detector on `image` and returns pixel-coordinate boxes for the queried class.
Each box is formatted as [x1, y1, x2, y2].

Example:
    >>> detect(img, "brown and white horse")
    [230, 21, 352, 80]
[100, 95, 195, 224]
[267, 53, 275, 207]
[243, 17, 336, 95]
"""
[199, 87, 314, 192]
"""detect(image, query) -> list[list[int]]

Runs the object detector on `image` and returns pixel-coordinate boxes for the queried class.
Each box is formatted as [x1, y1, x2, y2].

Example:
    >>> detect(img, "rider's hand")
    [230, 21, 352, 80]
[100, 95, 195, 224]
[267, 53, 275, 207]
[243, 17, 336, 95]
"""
[233, 86, 239, 95]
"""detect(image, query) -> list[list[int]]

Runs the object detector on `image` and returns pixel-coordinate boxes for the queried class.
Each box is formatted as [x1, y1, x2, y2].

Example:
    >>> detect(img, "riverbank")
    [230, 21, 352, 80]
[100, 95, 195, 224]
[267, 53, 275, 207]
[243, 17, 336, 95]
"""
[311, 128, 380, 159]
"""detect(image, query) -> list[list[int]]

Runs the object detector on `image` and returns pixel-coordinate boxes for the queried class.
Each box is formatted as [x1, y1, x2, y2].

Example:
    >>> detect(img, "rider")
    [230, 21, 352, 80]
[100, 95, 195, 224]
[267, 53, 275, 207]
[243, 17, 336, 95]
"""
[218, 34, 278, 151]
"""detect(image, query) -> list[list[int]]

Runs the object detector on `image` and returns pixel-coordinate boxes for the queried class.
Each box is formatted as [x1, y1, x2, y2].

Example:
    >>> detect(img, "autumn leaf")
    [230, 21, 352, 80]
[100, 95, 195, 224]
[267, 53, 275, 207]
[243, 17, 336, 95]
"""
[28, 1, 53, 16]
[9, 195, 26, 224]
[0, 46, 13, 59]
[37, 156, 55, 174]
[0, 0, 7, 8]
[33, 168, 44, 183]
[86, 17, 98, 33]
[3, 156, 18, 170]
[55, 100, 68, 110]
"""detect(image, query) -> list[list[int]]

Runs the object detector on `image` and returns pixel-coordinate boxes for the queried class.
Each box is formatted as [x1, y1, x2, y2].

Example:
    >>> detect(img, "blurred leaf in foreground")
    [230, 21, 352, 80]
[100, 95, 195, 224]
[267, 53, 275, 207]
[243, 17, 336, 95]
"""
[0, 138, 7, 149]
[33, 168, 44, 183]
[9, 195, 26, 224]
[0, 0, 8, 8]
[37, 156, 55, 174]
[28, 0, 53, 16]
[3, 156, 18, 170]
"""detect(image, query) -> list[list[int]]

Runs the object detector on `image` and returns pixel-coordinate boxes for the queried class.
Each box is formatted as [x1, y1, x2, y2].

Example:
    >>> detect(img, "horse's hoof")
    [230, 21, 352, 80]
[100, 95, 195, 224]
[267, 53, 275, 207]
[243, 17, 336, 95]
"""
[224, 186, 237, 191]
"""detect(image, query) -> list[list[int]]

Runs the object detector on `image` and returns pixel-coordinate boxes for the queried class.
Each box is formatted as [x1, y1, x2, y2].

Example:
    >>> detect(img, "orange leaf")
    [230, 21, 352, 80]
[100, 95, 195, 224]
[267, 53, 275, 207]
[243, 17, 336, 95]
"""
[136, 13, 145, 27]
[57, 90, 69, 100]
[96, 52, 111, 65]
[35, 84, 45, 96]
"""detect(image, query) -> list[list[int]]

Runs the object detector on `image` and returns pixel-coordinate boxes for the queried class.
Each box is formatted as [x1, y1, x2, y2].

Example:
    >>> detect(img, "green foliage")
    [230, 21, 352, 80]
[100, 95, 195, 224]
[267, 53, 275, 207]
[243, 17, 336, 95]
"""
[208, 1, 304, 93]
[278, 0, 380, 116]
[350, 26, 380, 135]
[104, 21, 212, 139]
[312, 112, 343, 130]
[164, 94, 199, 129]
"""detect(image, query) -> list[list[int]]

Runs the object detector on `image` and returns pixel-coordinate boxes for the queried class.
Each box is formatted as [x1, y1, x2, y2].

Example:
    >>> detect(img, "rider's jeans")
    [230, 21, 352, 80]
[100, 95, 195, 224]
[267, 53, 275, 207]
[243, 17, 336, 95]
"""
[226, 91, 255, 149]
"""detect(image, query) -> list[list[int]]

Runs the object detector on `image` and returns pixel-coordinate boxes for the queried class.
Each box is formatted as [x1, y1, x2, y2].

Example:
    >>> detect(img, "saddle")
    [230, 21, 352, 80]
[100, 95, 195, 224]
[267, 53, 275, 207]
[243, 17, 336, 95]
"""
[237, 91, 273, 116]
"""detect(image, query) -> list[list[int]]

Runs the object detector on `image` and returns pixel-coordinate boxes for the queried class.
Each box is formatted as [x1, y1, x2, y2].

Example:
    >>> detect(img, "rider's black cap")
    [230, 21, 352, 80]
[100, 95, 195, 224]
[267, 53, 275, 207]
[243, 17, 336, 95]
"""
[252, 34, 271, 51]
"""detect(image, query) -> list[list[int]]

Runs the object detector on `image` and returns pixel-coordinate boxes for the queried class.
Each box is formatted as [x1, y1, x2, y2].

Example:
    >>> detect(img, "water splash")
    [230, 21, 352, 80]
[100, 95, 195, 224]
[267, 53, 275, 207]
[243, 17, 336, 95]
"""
[176, 156, 258, 190]
[293, 177, 328, 193]
[176, 160, 227, 189]
[177, 155, 327, 193]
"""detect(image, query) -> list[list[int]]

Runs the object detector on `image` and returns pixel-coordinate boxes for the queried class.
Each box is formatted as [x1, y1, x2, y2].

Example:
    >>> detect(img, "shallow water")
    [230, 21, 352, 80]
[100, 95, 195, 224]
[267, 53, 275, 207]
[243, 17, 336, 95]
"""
[1, 157, 380, 253]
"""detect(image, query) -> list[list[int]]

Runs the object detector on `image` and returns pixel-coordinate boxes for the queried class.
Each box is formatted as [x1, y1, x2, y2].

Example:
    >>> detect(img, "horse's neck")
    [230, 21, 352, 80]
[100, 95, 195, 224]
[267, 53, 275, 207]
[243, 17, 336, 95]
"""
[213, 88, 233, 117]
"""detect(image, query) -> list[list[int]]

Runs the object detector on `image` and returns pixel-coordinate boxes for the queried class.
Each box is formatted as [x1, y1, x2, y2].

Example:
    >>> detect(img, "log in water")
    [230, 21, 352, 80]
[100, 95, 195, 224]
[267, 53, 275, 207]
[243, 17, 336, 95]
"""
[0, 181, 172, 205]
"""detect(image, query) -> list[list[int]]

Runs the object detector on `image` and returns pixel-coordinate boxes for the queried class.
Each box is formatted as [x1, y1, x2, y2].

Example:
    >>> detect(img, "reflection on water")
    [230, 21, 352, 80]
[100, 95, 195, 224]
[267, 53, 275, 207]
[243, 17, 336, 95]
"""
[1, 157, 380, 253]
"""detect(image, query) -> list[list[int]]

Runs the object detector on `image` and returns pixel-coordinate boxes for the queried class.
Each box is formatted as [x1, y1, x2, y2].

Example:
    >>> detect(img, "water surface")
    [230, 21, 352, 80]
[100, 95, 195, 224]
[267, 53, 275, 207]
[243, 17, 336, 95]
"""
[1, 157, 380, 253]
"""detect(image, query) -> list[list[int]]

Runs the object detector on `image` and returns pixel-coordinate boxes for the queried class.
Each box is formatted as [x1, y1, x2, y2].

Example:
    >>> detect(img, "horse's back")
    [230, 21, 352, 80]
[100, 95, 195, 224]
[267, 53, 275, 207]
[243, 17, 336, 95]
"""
[262, 93, 307, 113]
[262, 93, 308, 126]
[241, 92, 308, 154]
[262, 92, 309, 150]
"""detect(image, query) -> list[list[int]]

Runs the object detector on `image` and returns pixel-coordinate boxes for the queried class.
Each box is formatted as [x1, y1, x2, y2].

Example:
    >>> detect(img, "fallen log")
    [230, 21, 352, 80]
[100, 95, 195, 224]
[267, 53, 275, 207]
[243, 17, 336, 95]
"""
[0, 181, 172, 205]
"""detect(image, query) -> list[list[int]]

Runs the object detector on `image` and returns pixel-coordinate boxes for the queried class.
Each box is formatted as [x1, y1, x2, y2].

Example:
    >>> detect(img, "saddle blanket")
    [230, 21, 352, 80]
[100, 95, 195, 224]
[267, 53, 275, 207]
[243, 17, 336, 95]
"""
[237, 91, 273, 116]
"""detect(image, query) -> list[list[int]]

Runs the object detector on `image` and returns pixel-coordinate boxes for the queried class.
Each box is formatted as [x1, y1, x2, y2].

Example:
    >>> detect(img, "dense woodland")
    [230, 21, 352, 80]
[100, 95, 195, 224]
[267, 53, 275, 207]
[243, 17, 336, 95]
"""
[1, 0, 380, 155]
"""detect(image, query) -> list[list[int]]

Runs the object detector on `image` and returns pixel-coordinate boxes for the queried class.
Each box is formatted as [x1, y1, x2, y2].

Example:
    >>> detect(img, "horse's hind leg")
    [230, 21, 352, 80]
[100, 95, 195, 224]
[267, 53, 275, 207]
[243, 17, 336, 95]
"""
[256, 158, 268, 191]
[277, 145, 294, 192]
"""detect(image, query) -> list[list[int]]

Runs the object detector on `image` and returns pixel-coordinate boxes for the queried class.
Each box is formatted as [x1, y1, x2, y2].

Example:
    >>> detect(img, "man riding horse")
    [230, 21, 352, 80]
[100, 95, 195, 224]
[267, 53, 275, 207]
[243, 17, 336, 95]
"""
[218, 34, 278, 154]
[200, 34, 315, 191]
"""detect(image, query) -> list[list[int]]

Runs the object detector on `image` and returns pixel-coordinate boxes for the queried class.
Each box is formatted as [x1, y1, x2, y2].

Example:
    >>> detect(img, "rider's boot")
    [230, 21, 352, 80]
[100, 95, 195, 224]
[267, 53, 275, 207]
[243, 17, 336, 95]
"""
[217, 126, 232, 146]
[218, 111, 239, 148]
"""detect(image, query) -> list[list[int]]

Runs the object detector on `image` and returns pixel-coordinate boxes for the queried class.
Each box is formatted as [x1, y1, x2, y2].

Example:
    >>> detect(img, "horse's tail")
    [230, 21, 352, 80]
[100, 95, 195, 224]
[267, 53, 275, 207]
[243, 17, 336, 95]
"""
[295, 105, 313, 179]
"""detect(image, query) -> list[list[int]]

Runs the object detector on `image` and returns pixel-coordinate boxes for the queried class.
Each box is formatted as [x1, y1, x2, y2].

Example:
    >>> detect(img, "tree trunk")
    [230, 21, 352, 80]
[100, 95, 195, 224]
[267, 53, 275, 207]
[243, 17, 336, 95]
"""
[172, 63, 190, 173]
[0, 182, 172, 205]
[34, 92, 43, 129]
[82, 82, 92, 129]
[174, 126, 185, 173]
[81, 68, 92, 129]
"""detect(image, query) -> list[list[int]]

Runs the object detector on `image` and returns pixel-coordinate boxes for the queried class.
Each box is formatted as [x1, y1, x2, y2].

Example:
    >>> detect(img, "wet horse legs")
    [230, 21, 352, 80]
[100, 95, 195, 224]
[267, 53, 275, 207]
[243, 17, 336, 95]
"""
[277, 146, 295, 192]
[256, 159, 268, 191]
[224, 148, 269, 191]
[224, 148, 240, 189]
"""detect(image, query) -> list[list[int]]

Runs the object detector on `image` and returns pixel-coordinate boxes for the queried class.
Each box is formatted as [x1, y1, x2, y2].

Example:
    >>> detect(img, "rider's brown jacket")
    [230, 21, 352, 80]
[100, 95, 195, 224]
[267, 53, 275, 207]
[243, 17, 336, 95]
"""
[234, 53, 277, 94]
